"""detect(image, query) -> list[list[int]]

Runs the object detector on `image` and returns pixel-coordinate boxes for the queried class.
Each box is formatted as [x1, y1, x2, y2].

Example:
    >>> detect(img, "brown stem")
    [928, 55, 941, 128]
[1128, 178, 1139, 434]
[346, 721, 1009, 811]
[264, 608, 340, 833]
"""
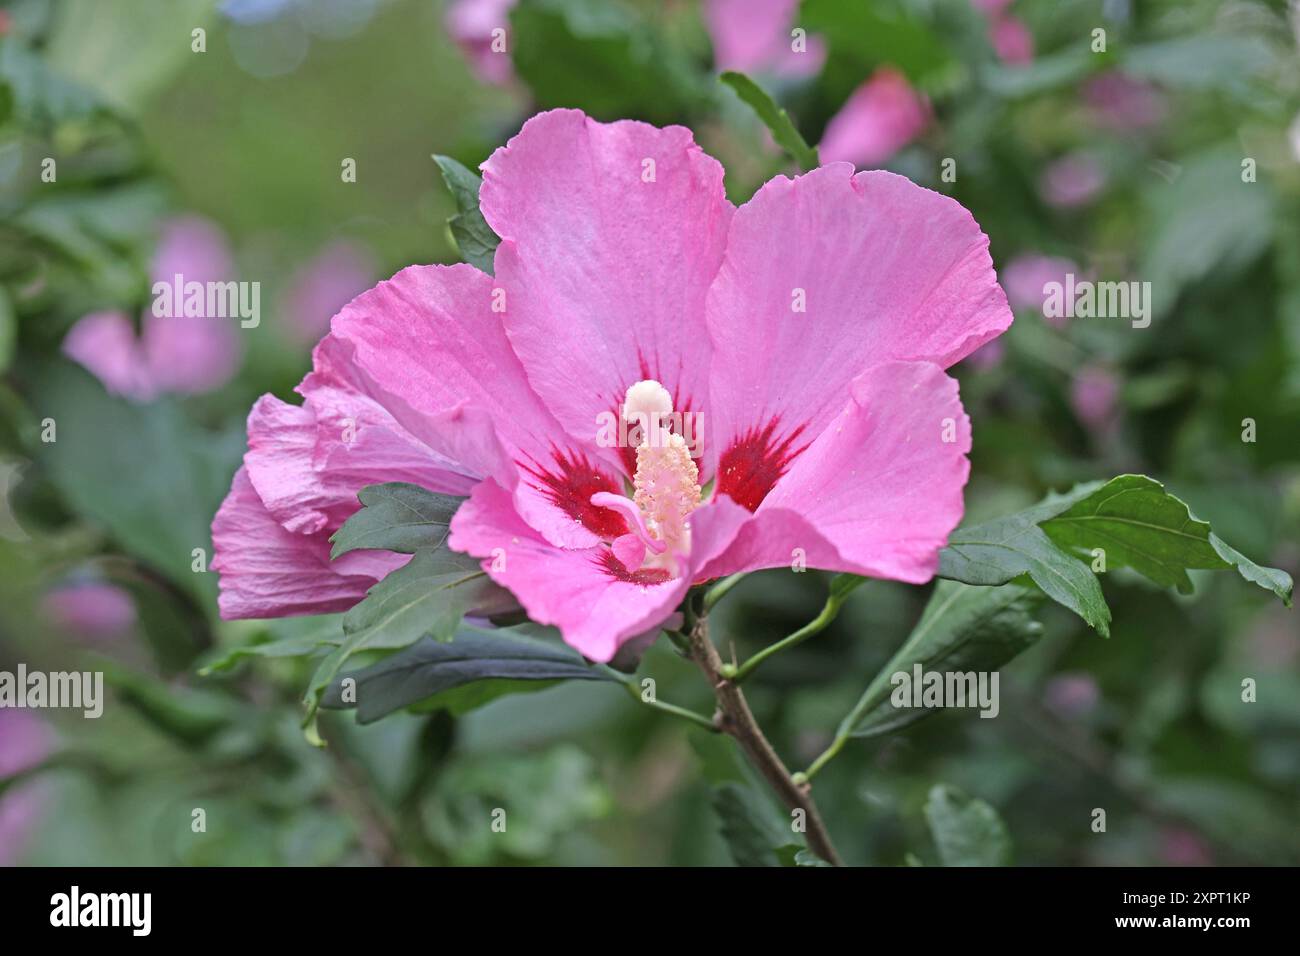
[686, 616, 844, 866]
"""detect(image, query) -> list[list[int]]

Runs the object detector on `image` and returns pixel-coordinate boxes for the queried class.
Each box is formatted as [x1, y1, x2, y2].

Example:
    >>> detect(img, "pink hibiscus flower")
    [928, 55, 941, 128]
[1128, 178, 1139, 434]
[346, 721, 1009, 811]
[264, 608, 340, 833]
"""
[212, 110, 1011, 663]
[62, 216, 242, 401]
[446, 0, 517, 86]
[705, 0, 826, 78]
[818, 68, 931, 169]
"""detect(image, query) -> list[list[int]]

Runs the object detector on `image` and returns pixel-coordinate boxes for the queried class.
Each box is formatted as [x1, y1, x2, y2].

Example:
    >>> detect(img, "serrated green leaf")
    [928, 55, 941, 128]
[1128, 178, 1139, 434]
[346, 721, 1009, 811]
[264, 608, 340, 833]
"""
[330, 482, 464, 559]
[838, 582, 1043, 739]
[924, 784, 1011, 867]
[303, 549, 501, 722]
[319, 626, 617, 723]
[1040, 474, 1292, 606]
[432, 154, 499, 274]
[720, 71, 818, 171]
[938, 488, 1112, 636]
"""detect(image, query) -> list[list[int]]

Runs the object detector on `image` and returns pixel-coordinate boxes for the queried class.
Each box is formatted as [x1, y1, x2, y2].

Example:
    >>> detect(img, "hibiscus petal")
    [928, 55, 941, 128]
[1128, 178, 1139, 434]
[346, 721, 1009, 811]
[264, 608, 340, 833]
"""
[324, 262, 627, 548]
[62, 311, 156, 401]
[480, 109, 733, 475]
[449, 479, 749, 662]
[701, 361, 971, 584]
[212, 467, 407, 619]
[708, 165, 1009, 499]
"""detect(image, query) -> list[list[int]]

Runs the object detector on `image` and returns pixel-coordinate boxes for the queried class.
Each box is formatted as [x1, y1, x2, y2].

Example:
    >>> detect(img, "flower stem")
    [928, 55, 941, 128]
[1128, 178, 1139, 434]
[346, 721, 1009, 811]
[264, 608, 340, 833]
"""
[618, 678, 718, 732]
[685, 615, 844, 866]
[729, 583, 852, 684]
[702, 572, 747, 613]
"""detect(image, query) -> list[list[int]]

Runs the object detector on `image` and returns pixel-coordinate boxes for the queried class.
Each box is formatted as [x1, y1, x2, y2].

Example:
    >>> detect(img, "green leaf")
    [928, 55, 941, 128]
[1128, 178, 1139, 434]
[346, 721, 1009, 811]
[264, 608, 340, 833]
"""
[510, 0, 706, 127]
[837, 582, 1043, 739]
[319, 626, 618, 723]
[719, 71, 818, 171]
[924, 784, 1011, 867]
[937, 486, 1112, 636]
[329, 482, 465, 559]
[711, 782, 802, 867]
[33, 361, 240, 604]
[44, 0, 220, 114]
[1040, 474, 1293, 605]
[432, 155, 500, 274]
[199, 628, 341, 676]
[801, 0, 957, 90]
[303, 549, 501, 721]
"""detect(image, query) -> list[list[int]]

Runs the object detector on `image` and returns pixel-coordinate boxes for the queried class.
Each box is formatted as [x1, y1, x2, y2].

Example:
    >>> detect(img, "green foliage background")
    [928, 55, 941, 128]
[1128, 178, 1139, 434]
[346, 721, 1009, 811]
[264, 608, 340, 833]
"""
[0, 0, 1297, 866]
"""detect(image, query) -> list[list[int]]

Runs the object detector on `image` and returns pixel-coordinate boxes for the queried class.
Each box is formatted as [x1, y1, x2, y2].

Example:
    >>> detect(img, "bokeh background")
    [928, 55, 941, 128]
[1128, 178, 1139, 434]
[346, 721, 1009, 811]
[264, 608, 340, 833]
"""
[1, 0, 1298, 866]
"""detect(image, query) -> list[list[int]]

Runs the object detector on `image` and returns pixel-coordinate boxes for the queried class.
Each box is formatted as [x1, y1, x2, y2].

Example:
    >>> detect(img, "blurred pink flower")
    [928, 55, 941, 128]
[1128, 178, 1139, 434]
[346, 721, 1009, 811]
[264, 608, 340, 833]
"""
[1071, 364, 1120, 430]
[1084, 71, 1167, 132]
[283, 241, 377, 344]
[212, 109, 1013, 662]
[63, 216, 242, 401]
[1043, 673, 1100, 719]
[988, 15, 1034, 65]
[1001, 254, 1080, 321]
[705, 0, 826, 78]
[0, 710, 53, 866]
[446, 0, 517, 86]
[41, 581, 137, 641]
[964, 338, 1005, 370]
[1040, 153, 1106, 208]
[819, 68, 931, 168]
[1158, 827, 1213, 866]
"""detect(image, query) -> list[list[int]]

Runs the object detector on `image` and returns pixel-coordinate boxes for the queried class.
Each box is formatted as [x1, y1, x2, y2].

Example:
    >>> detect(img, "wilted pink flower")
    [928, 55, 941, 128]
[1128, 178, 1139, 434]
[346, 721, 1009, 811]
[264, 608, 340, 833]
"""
[446, 0, 517, 86]
[1084, 71, 1167, 132]
[62, 216, 242, 401]
[818, 68, 931, 168]
[41, 581, 137, 640]
[1001, 254, 1079, 320]
[705, 0, 826, 78]
[1040, 152, 1106, 209]
[988, 15, 1034, 65]
[1070, 365, 1120, 430]
[0, 710, 52, 866]
[283, 241, 376, 344]
[212, 110, 1012, 662]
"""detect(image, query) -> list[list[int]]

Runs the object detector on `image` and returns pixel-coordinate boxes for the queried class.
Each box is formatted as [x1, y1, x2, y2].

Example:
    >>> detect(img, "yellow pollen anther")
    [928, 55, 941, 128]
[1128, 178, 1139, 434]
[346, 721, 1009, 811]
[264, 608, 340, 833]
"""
[621, 380, 700, 570]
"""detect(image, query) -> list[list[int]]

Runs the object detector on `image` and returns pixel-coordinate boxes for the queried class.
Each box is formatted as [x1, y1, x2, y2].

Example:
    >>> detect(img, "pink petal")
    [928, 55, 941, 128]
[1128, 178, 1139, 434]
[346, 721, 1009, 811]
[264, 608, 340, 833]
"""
[62, 311, 156, 401]
[142, 313, 241, 395]
[143, 216, 242, 394]
[449, 480, 750, 662]
[818, 68, 930, 168]
[41, 582, 137, 640]
[244, 343, 476, 538]
[988, 15, 1034, 66]
[151, 216, 234, 287]
[325, 261, 627, 548]
[701, 362, 971, 584]
[704, 0, 825, 77]
[707, 165, 1009, 501]
[1039, 152, 1106, 208]
[445, 0, 517, 86]
[480, 110, 733, 476]
[282, 240, 376, 344]
[211, 467, 407, 619]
